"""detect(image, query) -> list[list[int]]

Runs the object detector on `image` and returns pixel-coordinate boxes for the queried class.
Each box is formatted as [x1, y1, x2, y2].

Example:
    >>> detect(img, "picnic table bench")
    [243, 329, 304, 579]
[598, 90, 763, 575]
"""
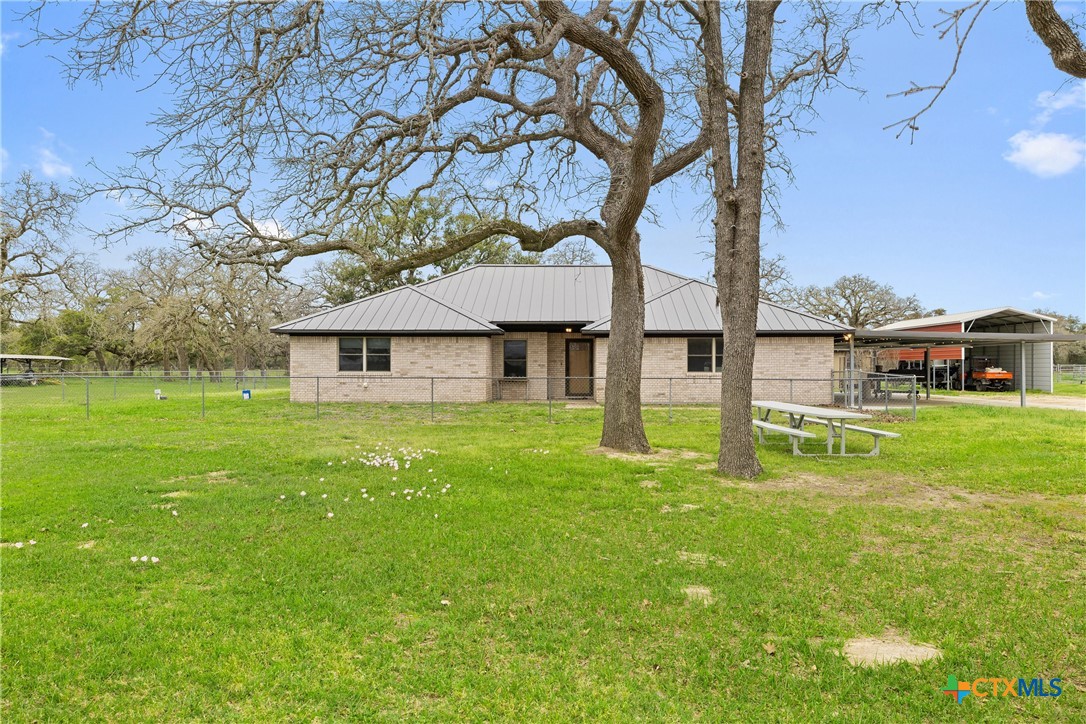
[751, 400, 900, 457]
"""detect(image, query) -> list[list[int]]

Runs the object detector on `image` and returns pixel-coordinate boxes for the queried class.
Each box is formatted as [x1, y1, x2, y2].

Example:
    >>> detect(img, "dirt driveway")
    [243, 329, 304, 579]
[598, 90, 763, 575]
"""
[920, 393, 1085, 412]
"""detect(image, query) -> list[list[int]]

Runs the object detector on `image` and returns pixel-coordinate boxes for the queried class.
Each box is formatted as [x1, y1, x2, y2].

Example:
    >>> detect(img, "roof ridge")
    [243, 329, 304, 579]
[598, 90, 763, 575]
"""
[583, 279, 695, 330]
[406, 285, 500, 330]
[682, 276, 851, 331]
[270, 283, 418, 330]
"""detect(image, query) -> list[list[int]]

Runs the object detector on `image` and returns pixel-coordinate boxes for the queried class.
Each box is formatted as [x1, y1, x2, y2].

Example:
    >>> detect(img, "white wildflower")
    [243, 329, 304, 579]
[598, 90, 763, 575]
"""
[322, 494, 328, 499]
[29, 539, 37, 545]
[300, 491, 307, 497]
[172, 510, 179, 517]
[151, 557, 159, 563]
[131, 556, 138, 562]
[279, 495, 286, 500]
[140, 555, 148, 562]
[327, 512, 334, 518]
[14, 541, 24, 549]
[81, 522, 89, 528]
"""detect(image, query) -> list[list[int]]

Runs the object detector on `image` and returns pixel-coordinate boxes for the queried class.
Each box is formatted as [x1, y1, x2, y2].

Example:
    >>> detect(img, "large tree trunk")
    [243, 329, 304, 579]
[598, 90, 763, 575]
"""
[600, 236, 651, 453]
[704, 0, 779, 478]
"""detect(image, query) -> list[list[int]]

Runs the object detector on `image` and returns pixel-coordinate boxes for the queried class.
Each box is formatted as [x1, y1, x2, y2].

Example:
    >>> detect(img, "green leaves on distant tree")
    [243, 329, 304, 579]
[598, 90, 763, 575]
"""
[786, 274, 926, 329]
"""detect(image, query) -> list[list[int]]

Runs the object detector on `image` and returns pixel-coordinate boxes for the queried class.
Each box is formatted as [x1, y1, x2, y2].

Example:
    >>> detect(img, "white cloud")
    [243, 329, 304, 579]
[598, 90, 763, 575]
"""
[0, 32, 18, 56]
[0, 147, 9, 176]
[37, 147, 73, 178]
[1003, 130, 1085, 178]
[1031, 291, 1055, 301]
[254, 218, 287, 237]
[1033, 82, 1086, 126]
[35, 128, 74, 178]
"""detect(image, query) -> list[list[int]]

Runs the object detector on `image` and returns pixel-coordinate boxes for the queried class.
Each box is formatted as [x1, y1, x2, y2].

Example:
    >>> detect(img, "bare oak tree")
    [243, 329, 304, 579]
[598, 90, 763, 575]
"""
[692, 1, 864, 477]
[31, 0, 709, 452]
[0, 171, 79, 328]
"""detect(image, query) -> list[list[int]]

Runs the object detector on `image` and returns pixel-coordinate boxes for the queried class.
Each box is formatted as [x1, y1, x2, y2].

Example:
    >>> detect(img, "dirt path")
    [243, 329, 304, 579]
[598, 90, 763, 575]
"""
[917, 394, 1085, 412]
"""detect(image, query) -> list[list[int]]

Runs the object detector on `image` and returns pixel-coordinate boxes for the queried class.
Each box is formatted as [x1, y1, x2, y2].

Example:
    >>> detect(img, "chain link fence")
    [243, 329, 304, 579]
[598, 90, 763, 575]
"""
[1055, 364, 1086, 384]
[1, 371, 917, 424]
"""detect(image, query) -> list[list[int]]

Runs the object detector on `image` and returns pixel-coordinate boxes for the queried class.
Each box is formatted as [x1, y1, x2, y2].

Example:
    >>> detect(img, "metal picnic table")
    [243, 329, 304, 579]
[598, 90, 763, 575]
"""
[752, 400, 874, 456]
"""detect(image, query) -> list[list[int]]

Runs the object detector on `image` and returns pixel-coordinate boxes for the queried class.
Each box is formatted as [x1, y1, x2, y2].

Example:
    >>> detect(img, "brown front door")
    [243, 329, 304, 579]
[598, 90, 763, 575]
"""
[565, 339, 593, 397]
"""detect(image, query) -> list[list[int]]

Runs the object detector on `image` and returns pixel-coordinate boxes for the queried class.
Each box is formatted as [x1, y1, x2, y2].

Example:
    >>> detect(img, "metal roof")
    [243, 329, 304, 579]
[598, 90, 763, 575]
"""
[414, 264, 688, 324]
[273, 264, 847, 335]
[878, 307, 1057, 331]
[272, 284, 501, 334]
[851, 328, 1083, 349]
[582, 279, 849, 334]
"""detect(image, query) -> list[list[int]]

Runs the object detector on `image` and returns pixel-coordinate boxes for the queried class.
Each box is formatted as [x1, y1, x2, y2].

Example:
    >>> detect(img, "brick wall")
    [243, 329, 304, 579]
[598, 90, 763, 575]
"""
[593, 335, 834, 405]
[490, 332, 547, 400]
[288, 335, 492, 402]
[288, 333, 835, 405]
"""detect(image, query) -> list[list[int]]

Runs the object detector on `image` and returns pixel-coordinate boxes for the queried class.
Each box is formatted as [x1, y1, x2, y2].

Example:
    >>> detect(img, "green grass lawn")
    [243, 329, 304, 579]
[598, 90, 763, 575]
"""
[2, 387, 1084, 720]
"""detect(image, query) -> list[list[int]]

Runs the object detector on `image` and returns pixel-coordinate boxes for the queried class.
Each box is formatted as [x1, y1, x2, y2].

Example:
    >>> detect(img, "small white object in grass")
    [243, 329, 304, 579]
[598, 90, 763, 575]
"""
[433, 478, 437, 483]
[392, 477, 397, 482]
[327, 462, 333, 466]
[279, 495, 286, 500]
[391, 492, 396, 496]
[81, 522, 89, 528]
[370, 497, 375, 503]
[327, 512, 334, 518]
[440, 599, 450, 606]
[29, 539, 37, 545]
[344, 497, 349, 502]
[361, 488, 367, 493]
[434, 514, 438, 518]
[300, 491, 307, 497]
[322, 494, 328, 499]
[319, 477, 325, 482]
[131, 556, 138, 562]
[172, 510, 179, 517]
[406, 496, 412, 501]
[428, 468, 433, 473]
[140, 555, 148, 562]
[14, 542, 24, 549]
[151, 557, 159, 564]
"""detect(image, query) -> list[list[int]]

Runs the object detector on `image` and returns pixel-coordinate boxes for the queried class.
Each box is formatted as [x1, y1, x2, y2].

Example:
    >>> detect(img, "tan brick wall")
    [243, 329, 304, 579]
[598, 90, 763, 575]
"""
[593, 335, 834, 405]
[288, 333, 834, 405]
[288, 335, 492, 402]
[490, 332, 547, 400]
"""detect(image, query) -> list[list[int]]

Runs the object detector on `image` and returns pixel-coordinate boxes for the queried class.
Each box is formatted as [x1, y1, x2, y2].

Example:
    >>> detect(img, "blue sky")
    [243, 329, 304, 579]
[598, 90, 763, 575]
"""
[2, 2, 1084, 317]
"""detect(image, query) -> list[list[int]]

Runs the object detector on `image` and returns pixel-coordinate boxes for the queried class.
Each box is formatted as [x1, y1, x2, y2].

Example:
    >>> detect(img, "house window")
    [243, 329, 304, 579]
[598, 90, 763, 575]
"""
[687, 338, 724, 373]
[503, 340, 528, 378]
[339, 337, 391, 372]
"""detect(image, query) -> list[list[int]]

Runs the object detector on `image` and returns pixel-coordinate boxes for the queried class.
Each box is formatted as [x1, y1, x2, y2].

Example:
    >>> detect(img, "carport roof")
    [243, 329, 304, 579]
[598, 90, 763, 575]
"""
[849, 328, 1083, 349]
[877, 307, 1056, 331]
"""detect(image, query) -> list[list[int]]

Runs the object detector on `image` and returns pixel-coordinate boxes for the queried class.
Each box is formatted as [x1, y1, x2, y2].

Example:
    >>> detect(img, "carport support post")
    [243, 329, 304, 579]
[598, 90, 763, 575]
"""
[924, 348, 931, 400]
[1020, 342, 1027, 407]
[201, 377, 206, 418]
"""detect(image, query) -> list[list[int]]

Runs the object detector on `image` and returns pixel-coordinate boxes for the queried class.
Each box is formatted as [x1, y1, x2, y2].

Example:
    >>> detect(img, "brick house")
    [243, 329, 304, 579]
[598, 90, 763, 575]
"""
[272, 265, 848, 404]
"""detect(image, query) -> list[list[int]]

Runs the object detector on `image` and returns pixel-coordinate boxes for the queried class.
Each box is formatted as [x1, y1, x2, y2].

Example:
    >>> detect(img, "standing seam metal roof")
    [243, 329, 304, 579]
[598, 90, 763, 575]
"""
[273, 264, 847, 335]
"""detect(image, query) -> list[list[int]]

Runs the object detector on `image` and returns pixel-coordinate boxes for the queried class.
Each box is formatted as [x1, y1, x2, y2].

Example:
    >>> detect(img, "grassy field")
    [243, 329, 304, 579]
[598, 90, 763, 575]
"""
[2, 387, 1084, 720]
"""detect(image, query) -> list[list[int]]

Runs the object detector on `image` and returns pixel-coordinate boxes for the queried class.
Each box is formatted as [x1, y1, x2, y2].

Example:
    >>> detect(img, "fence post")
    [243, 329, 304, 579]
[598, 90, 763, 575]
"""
[85, 379, 90, 419]
[430, 377, 435, 422]
[62, 376, 66, 401]
[113, 376, 118, 400]
[201, 377, 206, 418]
[547, 377, 553, 424]
[316, 377, 320, 420]
[911, 378, 917, 420]
[789, 379, 794, 403]
[660, 379, 668, 425]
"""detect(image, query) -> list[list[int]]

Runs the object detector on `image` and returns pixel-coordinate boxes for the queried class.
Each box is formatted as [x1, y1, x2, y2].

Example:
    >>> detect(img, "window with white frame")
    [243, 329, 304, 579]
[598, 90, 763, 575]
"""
[687, 338, 724, 373]
[338, 337, 392, 372]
